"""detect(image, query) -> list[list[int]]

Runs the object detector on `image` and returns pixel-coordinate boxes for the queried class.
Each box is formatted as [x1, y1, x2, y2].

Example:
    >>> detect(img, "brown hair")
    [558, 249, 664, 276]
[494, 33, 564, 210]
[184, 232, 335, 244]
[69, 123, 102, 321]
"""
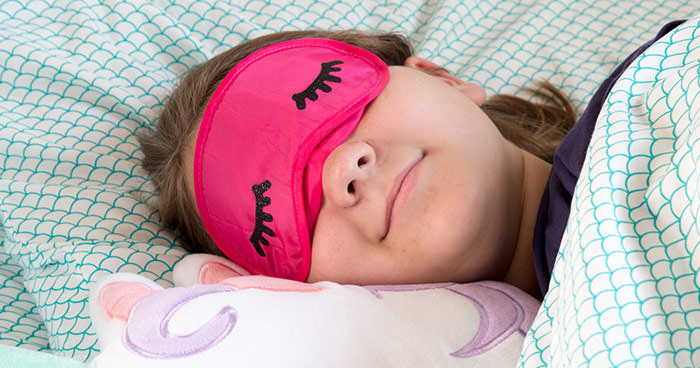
[139, 29, 576, 254]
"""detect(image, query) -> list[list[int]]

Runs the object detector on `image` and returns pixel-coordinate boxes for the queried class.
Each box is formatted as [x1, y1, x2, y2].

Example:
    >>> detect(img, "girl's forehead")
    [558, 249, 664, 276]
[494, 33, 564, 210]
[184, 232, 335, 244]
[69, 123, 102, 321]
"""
[361, 66, 473, 116]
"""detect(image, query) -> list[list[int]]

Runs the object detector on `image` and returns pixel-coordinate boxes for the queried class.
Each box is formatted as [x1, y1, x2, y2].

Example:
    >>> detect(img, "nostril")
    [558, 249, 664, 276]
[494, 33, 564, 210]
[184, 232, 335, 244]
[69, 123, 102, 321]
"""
[347, 181, 355, 194]
[357, 157, 367, 167]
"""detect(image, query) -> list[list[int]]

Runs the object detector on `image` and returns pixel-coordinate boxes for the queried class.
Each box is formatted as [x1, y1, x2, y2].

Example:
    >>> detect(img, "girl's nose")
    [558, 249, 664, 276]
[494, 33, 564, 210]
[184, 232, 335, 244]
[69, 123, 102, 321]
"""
[322, 141, 377, 208]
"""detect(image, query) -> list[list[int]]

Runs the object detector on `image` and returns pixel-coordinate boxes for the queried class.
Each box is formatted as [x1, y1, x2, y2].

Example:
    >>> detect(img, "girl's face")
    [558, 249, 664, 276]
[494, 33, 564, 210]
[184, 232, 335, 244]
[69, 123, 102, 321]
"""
[307, 64, 524, 285]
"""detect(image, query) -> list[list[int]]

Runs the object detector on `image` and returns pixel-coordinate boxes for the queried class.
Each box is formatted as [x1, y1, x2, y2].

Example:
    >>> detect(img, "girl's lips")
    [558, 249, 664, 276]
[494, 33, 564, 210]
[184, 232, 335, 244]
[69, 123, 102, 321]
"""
[383, 156, 423, 239]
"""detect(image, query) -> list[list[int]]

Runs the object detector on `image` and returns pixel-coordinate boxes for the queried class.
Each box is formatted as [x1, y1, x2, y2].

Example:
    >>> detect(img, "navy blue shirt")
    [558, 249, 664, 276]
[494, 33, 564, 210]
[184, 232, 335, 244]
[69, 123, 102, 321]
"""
[532, 20, 685, 297]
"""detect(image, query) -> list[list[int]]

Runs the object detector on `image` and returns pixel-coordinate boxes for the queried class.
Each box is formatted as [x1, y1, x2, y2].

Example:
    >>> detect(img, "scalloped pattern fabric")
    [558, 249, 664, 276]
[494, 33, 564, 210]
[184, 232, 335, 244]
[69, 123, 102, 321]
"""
[1, 0, 700, 363]
[520, 15, 700, 367]
[0, 250, 49, 352]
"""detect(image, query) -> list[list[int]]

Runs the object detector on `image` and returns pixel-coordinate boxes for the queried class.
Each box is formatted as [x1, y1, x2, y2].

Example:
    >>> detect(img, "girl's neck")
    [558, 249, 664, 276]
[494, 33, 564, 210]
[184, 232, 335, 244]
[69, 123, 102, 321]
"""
[503, 148, 551, 298]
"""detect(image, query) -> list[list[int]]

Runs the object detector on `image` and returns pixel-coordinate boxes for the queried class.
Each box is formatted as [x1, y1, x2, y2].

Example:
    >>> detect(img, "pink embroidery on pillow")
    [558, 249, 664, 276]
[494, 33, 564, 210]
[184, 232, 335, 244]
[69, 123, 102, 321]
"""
[199, 262, 246, 284]
[220, 275, 324, 292]
[99, 281, 155, 323]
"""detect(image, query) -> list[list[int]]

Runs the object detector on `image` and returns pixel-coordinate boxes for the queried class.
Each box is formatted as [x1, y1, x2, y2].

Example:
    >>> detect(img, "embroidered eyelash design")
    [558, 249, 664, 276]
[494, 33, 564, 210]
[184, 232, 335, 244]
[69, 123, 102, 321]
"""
[292, 60, 343, 110]
[249, 180, 275, 257]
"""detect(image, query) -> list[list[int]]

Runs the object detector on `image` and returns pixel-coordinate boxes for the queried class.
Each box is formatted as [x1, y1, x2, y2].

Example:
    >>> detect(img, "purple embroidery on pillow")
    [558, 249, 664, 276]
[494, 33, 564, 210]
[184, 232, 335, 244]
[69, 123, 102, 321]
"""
[120, 280, 536, 360]
[364, 281, 538, 358]
[123, 284, 236, 359]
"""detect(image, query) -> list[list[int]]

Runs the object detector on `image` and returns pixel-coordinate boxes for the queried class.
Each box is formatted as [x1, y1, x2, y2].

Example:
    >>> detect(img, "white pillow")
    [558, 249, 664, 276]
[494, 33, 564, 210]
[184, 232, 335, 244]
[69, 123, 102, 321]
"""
[88, 254, 540, 368]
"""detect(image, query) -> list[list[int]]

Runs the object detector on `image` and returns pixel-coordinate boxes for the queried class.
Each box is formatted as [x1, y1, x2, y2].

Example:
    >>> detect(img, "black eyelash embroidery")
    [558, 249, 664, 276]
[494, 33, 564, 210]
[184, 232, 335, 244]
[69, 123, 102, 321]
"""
[292, 60, 343, 110]
[249, 180, 275, 257]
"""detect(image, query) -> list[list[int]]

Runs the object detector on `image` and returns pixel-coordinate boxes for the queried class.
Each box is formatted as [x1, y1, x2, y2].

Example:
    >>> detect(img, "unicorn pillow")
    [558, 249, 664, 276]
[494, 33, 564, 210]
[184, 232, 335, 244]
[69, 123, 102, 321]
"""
[88, 254, 539, 367]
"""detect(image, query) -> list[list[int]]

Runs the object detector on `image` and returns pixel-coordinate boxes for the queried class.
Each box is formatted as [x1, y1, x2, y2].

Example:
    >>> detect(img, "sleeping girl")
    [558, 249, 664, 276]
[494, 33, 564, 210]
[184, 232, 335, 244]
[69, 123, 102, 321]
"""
[138, 23, 682, 298]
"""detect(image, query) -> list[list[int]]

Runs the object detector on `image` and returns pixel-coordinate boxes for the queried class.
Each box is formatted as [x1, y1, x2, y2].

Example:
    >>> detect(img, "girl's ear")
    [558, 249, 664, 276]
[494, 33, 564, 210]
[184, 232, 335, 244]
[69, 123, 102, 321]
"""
[403, 56, 486, 107]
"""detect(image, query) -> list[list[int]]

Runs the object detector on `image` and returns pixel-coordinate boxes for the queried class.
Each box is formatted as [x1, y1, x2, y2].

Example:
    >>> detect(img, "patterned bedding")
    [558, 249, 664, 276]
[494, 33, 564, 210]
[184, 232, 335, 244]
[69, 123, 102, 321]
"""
[1, 0, 699, 365]
[522, 15, 700, 367]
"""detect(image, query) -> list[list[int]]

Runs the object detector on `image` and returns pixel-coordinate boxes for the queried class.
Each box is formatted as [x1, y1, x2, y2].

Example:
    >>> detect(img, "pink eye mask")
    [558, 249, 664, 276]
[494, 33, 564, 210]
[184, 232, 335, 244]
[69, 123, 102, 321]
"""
[193, 38, 390, 281]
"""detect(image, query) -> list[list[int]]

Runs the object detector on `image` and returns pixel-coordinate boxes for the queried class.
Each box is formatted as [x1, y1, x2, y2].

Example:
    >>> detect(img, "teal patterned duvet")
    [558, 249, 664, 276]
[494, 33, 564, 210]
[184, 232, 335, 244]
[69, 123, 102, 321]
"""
[1, 0, 699, 366]
[521, 15, 700, 367]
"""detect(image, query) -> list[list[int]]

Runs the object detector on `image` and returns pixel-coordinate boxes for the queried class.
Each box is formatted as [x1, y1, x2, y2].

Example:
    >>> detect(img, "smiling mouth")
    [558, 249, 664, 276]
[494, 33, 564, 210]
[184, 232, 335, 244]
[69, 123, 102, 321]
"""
[383, 155, 423, 239]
